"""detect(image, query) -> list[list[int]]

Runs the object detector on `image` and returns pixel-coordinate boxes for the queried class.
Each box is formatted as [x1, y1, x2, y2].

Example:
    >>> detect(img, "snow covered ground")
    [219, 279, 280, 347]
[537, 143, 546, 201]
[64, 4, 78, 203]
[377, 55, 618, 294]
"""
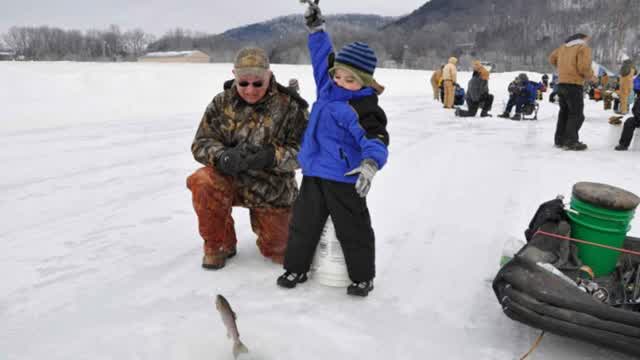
[2, 62, 640, 360]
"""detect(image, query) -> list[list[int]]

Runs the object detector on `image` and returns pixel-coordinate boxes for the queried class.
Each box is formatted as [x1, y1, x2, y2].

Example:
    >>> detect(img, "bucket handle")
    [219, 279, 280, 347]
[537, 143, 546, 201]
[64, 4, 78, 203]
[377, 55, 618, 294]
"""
[564, 207, 630, 225]
[536, 230, 640, 257]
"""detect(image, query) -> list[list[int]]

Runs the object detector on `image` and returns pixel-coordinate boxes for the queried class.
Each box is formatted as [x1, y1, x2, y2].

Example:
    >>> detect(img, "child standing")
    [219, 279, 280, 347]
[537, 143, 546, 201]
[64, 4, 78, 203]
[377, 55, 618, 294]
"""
[276, 1, 389, 297]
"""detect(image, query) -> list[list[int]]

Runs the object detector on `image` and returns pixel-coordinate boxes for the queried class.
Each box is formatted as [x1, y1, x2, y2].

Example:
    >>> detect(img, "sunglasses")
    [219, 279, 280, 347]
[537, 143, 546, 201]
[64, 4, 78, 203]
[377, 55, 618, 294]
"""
[237, 80, 265, 88]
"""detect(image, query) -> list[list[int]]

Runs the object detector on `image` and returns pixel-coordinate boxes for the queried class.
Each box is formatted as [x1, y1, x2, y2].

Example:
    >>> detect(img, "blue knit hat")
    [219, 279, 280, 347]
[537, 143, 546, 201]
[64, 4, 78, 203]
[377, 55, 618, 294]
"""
[335, 42, 377, 75]
[329, 42, 380, 89]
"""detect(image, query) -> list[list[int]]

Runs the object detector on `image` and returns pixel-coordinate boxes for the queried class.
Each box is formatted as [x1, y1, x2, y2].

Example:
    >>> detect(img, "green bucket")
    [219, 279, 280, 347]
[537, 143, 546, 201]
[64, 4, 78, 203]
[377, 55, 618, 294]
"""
[567, 183, 639, 277]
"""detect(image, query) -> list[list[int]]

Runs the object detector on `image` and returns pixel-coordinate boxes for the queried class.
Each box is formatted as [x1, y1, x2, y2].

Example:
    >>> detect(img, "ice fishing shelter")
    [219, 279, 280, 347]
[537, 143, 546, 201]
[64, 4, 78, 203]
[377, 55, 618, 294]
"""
[592, 61, 616, 77]
[0, 50, 16, 61]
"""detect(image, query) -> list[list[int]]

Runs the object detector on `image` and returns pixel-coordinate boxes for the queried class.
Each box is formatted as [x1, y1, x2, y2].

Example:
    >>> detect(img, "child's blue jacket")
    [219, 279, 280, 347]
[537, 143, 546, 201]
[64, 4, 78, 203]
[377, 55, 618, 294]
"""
[297, 31, 389, 184]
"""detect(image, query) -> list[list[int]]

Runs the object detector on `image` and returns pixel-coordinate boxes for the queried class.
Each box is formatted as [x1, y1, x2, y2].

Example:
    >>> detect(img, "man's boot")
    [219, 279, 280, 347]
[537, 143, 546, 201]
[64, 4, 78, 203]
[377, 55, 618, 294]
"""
[564, 142, 588, 151]
[202, 247, 237, 270]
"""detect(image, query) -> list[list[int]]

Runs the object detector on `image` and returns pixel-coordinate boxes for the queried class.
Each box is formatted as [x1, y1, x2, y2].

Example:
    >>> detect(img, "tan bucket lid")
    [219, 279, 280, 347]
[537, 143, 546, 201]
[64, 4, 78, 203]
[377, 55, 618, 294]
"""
[572, 182, 640, 211]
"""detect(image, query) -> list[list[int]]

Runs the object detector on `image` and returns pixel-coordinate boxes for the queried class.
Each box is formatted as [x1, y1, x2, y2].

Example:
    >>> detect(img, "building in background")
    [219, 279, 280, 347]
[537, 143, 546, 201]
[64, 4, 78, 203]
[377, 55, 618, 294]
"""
[138, 50, 210, 63]
[0, 50, 16, 61]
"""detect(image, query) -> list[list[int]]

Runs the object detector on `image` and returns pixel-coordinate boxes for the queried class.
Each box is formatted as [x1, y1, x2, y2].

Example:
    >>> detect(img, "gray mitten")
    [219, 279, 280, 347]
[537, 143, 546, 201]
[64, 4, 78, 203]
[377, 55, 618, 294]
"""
[302, 0, 325, 33]
[344, 159, 378, 197]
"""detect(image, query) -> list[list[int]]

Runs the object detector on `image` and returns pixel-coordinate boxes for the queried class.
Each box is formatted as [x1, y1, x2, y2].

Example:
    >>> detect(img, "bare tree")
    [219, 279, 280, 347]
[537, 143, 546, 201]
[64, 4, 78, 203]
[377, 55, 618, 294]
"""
[1, 25, 156, 61]
[3, 27, 30, 55]
[123, 29, 155, 57]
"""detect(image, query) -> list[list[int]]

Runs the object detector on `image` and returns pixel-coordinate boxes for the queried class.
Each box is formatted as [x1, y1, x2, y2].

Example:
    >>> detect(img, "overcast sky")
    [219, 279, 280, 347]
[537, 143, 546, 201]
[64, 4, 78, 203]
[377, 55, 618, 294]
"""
[0, 0, 427, 36]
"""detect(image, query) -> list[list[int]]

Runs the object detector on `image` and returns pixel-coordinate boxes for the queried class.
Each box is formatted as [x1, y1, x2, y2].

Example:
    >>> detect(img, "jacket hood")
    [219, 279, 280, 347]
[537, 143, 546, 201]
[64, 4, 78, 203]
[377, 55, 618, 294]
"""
[565, 39, 587, 48]
[448, 57, 458, 65]
[326, 81, 375, 102]
[565, 33, 588, 43]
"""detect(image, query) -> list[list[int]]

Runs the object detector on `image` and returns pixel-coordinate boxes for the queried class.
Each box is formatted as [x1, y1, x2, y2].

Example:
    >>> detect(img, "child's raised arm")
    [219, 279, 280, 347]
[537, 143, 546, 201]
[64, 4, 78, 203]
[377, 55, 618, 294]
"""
[303, 1, 332, 92]
[308, 32, 333, 92]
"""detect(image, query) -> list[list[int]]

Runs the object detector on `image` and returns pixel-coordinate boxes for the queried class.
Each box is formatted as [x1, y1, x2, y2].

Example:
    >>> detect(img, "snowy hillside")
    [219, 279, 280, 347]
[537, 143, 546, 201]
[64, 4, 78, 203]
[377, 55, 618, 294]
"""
[2, 62, 639, 360]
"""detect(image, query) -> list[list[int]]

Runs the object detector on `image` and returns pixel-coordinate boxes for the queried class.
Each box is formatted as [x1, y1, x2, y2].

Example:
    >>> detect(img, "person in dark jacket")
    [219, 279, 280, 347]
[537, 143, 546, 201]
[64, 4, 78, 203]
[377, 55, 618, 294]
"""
[277, 1, 389, 297]
[615, 96, 640, 151]
[549, 73, 559, 103]
[288, 78, 300, 93]
[498, 73, 533, 120]
[453, 83, 465, 106]
[542, 73, 550, 88]
[455, 60, 493, 117]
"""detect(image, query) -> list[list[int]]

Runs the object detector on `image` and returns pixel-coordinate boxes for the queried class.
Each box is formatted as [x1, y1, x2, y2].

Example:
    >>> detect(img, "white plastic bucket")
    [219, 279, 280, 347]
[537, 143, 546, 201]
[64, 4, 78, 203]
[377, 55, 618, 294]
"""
[608, 121, 623, 147]
[311, 217, 351, 287]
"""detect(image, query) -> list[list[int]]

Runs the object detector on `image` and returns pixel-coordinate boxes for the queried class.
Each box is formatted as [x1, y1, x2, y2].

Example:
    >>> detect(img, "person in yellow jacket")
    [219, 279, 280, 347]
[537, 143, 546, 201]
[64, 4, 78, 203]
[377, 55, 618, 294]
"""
[442, 57, 458, 108]
[549, 33, 594, 151]
[430, 65, 443, 101]
[617, 59, 636, 114]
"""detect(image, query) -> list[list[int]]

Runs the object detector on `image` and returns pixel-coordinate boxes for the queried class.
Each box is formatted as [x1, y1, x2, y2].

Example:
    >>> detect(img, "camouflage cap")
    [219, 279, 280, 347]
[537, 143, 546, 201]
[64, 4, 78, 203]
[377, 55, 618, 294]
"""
[234, 47, 270, 77]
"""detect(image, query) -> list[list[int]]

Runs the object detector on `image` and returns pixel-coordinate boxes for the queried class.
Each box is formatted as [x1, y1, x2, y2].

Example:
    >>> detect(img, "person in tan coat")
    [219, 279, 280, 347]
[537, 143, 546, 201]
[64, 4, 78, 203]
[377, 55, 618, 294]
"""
[617, 59, 636, 114]
[442, 57, 458, 108]
[430, 65, 443, 101]
[549, 33, 594, 150]
[600, 73, 610, 89]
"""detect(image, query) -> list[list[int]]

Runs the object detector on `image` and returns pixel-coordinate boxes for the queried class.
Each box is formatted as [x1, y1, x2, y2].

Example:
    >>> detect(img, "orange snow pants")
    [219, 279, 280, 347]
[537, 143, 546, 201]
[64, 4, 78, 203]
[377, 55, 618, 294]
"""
[186, 167, 291, 264]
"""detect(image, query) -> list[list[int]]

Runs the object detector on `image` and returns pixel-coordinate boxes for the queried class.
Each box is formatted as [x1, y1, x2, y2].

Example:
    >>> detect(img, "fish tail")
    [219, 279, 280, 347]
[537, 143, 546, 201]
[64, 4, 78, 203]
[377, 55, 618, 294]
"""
[233, 340, 249, 359]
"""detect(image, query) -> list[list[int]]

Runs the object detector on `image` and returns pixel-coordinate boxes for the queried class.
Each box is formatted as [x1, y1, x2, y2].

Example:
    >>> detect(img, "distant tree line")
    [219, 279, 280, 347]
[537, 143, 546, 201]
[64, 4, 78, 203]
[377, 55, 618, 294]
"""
[0, 15, 403, 66]
[381, 0, 640, 72]
[1, 25, 156, 61]
[3, 0, 640, 73]
[143, 15, 398, 66]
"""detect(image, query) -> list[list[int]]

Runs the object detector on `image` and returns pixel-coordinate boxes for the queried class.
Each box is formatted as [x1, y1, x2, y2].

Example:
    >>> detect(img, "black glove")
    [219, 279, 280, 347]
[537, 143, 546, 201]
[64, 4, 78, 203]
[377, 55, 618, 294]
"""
[216, 147, 249, 177]
[244, 144, 276, 170]
[303, 0, 325, 33]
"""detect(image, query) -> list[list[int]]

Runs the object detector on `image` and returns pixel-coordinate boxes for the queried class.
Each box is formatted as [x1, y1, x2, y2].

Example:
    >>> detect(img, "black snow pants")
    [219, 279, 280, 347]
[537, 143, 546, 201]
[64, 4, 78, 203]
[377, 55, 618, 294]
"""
[618, 116, 640, 148]
[283, 176, 375, 282]
[458, 94, 494, 117]
[555, 84, 585, 146]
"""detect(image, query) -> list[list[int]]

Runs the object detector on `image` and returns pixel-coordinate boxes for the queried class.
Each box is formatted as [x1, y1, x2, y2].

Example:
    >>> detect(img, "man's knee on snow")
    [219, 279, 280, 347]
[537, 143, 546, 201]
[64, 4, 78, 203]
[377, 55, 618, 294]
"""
[251, 207, 291, 261]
